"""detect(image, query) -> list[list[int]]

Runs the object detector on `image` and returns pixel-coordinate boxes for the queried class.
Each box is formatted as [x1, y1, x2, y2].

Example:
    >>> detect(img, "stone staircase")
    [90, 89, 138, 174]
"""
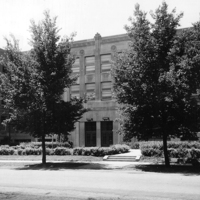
[103, 149, 141, 162]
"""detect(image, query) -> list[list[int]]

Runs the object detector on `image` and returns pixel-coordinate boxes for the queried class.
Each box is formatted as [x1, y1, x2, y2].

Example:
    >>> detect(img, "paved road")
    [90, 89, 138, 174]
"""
[0, 168, 200, 200]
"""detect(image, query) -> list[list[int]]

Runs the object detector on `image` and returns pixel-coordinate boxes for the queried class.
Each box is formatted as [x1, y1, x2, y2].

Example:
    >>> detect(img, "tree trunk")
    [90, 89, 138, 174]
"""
[163, 130, 170, 167]
[42, 111, 46, 165]
[42, 131, 46, 165]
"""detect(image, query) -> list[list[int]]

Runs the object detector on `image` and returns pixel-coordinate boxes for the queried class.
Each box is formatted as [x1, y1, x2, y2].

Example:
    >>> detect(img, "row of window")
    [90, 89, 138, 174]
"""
[71, 54, 112, 100]
[72, 55, 112, 83]
[70, 82, 112, 100]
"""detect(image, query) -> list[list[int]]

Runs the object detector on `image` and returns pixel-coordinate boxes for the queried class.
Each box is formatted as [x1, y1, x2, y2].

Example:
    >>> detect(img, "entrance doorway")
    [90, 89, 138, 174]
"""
[101, 121, 113, 147]
[85, 122, 96, 147]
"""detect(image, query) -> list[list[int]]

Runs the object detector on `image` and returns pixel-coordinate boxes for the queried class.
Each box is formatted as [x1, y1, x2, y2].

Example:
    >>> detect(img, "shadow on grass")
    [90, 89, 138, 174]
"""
[15, 162, 112, 170]
[133, 164, 200, 176]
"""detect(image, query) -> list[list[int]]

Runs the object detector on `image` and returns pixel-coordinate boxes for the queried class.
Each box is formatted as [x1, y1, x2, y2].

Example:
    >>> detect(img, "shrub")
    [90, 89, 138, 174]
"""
[129, 142, 140, 149]
[17, 148, 26, 155]
[54, 147, 72, 155]
[46, 148, 54, 155]
[73, 144, 130, 157]
[73, 147, 83, 155]
[0, 147, 13, 155]
[140, 141, 200, 160]
[0, 143, 130, 157]
[141, 147, 162, 157]
[19, 141, 73, 149]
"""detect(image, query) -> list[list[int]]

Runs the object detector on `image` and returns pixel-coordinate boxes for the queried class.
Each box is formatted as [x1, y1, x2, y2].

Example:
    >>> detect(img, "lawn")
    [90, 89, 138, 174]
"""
[0, 155, 103, 169]
[0, 155, 103, 161]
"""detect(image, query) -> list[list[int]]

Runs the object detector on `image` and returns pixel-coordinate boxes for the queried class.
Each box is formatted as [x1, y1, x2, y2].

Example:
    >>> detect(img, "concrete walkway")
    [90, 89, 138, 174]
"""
[110, 149, 142, 157]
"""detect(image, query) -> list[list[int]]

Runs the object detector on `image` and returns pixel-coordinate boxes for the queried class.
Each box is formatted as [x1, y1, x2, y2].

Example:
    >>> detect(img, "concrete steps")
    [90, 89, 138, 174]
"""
[103, 150, 141, 162]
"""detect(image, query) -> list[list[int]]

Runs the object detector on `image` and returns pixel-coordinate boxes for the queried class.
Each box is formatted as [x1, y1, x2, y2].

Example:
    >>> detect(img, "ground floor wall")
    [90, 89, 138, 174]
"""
[0, 101, 123, 146]
[68, 101, 123, 147]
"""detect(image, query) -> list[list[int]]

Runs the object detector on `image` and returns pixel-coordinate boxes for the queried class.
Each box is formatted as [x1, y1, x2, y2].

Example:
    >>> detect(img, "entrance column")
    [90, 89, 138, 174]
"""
[113, 121, 119, 144]
[79, 122, 85, 147]
[96, 121, 101, 146]
[74, 122, 80, 147]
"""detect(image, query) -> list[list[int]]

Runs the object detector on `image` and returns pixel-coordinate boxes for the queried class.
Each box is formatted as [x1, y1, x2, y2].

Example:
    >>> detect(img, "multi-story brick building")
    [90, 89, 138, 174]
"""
[0, 33, 131, 146]
[66, 33, 130, 147]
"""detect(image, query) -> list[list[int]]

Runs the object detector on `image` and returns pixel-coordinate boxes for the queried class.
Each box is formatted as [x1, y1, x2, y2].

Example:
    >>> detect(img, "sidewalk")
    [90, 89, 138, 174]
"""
[0, 149, 149, 168]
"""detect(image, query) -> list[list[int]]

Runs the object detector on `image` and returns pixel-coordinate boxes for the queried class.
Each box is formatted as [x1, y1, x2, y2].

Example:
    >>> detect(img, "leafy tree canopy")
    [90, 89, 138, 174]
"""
[0, 11, 87, 163]
[113, 2, 200, 166]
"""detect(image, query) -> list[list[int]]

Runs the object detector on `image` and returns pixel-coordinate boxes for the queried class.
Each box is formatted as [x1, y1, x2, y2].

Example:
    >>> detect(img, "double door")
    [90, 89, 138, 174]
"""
[85, 121, 113, 147]
[85, 122, 96, 147]
[101, 121, 113, 147]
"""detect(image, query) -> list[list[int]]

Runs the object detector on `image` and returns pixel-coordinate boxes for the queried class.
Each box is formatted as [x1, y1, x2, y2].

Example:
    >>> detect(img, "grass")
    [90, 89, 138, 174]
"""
[0, 155, 200, 174]
[0, 155, 103, 169]
[0, 155, 103, 162]
[133, 164, 200, 175]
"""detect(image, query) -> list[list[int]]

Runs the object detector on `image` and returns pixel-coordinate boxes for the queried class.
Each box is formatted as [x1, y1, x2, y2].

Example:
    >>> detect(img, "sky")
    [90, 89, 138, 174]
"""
[0, 0, 200, 51]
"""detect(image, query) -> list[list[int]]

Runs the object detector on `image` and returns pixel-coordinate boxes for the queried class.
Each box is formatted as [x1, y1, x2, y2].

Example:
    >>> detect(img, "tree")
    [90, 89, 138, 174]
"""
[113, 2, 200, 166]
[0, 11, 87, 164]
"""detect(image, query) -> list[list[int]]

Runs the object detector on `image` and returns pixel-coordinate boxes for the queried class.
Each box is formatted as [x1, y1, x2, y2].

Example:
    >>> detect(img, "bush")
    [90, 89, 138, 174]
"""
[46, 148, 54, 155]
[54, 147, 72, 155]
[0, 147, 14, 155]
[17, 148, 26, 155]
[19, 141, 73, 149]
[73, 144, 130, 157]
[129, 142, 140, 149]
[0, 144, 129, 157]
[140, 141, 200, 160]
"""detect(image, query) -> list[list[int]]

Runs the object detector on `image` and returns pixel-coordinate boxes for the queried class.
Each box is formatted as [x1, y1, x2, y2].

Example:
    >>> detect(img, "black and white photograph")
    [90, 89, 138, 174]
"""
[0, 0, 200, 199]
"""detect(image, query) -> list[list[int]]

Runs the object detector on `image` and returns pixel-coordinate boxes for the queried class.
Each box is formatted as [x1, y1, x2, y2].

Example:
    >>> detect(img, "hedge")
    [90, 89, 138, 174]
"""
[19, 142, 73, 149]
[137, 141, 200, 160]
[0, 144, 130, 156]
[73, 144, 130, 157]
[130, 141, 200, 150]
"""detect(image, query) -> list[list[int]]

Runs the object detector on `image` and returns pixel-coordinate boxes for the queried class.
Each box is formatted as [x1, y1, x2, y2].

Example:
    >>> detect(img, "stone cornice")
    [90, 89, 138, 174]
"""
[71, 28, 191, 49]
[72, 33, 130, 48]
[71, 39, 95, 48]
[101, 34, 130, 44]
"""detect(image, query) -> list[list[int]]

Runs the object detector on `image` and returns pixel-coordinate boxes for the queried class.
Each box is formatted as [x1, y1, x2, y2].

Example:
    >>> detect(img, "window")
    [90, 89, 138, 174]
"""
[101, 82, 112, 100]
[72, 58, 80, 84]
[70, 85, 80, 99]
[85, 56, 95, 66]
[101, 55, 112, 95]
[101, 54, 111, 64]
[101, 55, 112, 79]
[101, 71, 111, 82]
[85, 56, 95, 83]
[85, 83, 95, 100]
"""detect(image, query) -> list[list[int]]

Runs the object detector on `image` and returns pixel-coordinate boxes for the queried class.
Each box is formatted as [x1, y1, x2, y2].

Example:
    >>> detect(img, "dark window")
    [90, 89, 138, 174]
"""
[85, 122, 96, 147]
[101, 121, 113, 147]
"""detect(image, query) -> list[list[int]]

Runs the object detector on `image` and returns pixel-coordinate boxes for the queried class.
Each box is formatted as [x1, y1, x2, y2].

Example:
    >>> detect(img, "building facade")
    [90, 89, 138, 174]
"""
[0, 33, 130, 146]
[67, 33, 130, 147]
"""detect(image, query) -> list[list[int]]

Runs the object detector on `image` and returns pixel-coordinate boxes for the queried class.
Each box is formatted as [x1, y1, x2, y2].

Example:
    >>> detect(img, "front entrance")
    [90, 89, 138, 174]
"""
[85, 122, 96, 147]
[101, 121, 113, 147]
